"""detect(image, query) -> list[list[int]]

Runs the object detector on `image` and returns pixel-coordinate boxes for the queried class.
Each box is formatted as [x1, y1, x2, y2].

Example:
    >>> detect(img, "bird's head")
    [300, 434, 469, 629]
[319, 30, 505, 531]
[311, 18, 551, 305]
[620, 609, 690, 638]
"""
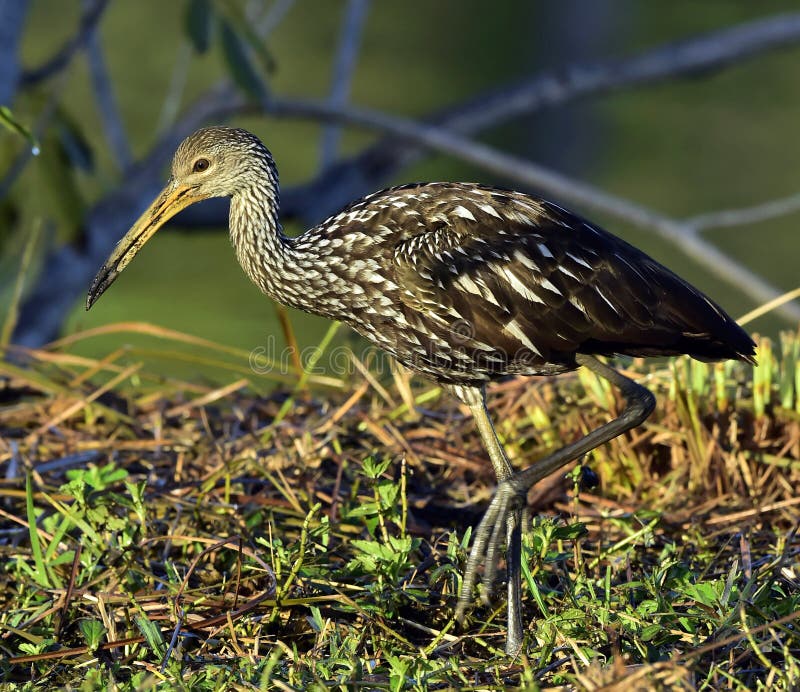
[86, 126, 275, 309]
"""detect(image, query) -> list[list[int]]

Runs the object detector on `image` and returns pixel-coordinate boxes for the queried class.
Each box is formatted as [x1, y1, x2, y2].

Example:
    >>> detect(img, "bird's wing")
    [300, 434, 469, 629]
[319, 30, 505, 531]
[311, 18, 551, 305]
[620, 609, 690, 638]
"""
[391, 184, 745, 365]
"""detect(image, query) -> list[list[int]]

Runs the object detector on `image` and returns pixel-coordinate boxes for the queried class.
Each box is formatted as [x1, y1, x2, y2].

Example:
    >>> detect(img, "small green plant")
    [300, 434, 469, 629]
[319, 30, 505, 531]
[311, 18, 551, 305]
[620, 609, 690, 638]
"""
[340, 456, 423, 618]
[78, 619, 106, 651]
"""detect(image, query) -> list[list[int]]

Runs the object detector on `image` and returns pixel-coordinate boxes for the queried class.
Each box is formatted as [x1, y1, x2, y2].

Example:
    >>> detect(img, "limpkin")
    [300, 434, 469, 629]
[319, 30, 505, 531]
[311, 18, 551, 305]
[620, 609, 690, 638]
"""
[87, 127, 755, 654]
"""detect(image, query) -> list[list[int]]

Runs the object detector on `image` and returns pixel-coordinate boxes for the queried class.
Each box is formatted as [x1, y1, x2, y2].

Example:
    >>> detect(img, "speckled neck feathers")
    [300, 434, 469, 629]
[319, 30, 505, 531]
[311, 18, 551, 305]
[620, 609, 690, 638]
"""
[227, 153, 297, 308]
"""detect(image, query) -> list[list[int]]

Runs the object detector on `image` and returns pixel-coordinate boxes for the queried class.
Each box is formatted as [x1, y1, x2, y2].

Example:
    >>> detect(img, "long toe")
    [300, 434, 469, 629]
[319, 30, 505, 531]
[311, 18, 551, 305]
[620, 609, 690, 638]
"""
[456, 478, 527, 617]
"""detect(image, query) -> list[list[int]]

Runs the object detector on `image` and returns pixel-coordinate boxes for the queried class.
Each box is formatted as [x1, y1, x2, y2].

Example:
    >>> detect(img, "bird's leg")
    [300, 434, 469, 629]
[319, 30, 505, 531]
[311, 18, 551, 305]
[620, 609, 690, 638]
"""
[454, 356, 656, 653]
[446, 384, 524, 655]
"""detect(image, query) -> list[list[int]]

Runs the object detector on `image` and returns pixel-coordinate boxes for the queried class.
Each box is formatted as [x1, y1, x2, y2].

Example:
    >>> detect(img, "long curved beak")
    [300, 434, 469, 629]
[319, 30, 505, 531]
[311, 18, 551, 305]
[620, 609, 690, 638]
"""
[86, 180, 203, 309]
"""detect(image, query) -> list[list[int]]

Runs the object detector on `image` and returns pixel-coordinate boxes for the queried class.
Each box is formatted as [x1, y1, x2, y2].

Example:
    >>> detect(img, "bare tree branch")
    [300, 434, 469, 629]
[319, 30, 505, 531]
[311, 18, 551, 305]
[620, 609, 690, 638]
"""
[686, 191, 800, 232]
[318, 0, 370, 170]
[18, 0, 109, 88]
[254, 0, 298, 37]
[156, 41, 192, 134]
[434, 11, 800, 138]
[0, 0, 29, 105]
[84, 7, 132, 170]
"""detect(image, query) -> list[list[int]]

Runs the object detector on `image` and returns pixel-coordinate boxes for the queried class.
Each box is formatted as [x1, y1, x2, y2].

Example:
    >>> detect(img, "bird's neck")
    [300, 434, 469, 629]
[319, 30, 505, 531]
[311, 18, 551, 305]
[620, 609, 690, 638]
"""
[228, 179, 306, 310]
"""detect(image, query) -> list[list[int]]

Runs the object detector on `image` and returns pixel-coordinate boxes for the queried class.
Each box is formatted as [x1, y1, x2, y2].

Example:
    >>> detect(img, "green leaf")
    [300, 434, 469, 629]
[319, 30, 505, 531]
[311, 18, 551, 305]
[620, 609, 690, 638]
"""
[376, 480, 399, 508]
[350, 538, 386, 559]
[683, 580, 722, 609]
[0, 217, 41, 347]
[641, 623, 664, 642]
[553, 521, 588, 541]
[135, 614, 166, 656]
[79, 619, 106, 649]
[0, 106, 40, 153]
[26, 473, 56, 588]
[363, 456, 392, 479]
[185, 0, 214, 53]
[18, 638, 56, 656]
[308, 605, 325, 632]
[125, 480, 147, 525]
[635, 598, 659, 617]
[219, 19, 269, 104]
[343, 501, 380, 518]
[66, 463, 128, 491]
[95, 464, 128, 489]
[60, 477, 88, 504]
[214, 0, 276, 74]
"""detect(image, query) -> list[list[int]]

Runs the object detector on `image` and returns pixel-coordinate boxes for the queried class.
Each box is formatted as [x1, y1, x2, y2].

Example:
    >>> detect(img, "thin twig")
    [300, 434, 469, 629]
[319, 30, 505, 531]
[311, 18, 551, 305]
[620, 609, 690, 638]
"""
[737, 287, 800, 327]
[255, 0, 298, 38]
[0, 1, 29, 105]
[84, 4, 132, 170]
[18, 0, 110, 87]
[318, 0, 370, 170]
[156, 41, 193, 134]
[686, 191, 800, 232]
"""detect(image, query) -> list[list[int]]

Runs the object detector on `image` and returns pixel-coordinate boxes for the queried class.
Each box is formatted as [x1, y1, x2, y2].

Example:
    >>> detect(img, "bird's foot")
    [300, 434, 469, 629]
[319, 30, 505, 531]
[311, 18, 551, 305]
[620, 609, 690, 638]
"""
[454, 475, 527, 623]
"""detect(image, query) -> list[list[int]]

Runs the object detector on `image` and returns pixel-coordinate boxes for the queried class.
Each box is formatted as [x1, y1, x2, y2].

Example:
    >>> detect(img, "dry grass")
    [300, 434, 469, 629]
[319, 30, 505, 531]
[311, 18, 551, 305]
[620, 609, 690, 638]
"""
[0, 324, 798, 690]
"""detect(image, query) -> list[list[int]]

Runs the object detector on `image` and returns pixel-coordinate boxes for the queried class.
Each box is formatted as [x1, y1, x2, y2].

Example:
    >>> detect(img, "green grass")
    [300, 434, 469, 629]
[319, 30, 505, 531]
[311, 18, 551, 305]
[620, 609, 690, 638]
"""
[0, 323, 798, 689]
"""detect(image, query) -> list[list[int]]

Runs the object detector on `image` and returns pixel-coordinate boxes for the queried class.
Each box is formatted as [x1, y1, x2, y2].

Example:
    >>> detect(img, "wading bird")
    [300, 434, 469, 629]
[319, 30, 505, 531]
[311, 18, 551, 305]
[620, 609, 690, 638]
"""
[87, 127, 755, 655]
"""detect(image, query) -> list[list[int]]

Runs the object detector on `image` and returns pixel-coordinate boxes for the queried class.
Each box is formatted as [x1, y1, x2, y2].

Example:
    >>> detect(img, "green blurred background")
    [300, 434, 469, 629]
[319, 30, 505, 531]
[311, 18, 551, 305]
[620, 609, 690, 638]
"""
[3, 1, 799, 383]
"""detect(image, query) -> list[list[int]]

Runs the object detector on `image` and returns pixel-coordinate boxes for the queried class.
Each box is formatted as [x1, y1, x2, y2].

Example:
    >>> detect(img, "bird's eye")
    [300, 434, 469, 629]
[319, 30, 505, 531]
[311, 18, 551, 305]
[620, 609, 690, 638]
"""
[193, 158, 210, 173]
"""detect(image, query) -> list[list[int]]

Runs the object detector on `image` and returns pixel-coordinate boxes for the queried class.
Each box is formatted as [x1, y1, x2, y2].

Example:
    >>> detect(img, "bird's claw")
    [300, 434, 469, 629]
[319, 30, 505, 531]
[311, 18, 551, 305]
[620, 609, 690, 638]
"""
[455, 477, 526, 621]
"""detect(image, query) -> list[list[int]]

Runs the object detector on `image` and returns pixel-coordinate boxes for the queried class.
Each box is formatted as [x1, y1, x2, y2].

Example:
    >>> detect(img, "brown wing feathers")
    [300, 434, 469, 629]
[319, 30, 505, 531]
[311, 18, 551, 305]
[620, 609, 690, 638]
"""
[391, 184, 755, 373]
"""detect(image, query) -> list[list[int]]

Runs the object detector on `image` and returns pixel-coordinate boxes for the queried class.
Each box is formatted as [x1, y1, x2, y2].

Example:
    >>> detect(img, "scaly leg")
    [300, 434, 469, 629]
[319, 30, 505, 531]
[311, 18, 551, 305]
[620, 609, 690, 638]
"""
[446, 383, 524, 655]
[452, 355, 656, 655]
